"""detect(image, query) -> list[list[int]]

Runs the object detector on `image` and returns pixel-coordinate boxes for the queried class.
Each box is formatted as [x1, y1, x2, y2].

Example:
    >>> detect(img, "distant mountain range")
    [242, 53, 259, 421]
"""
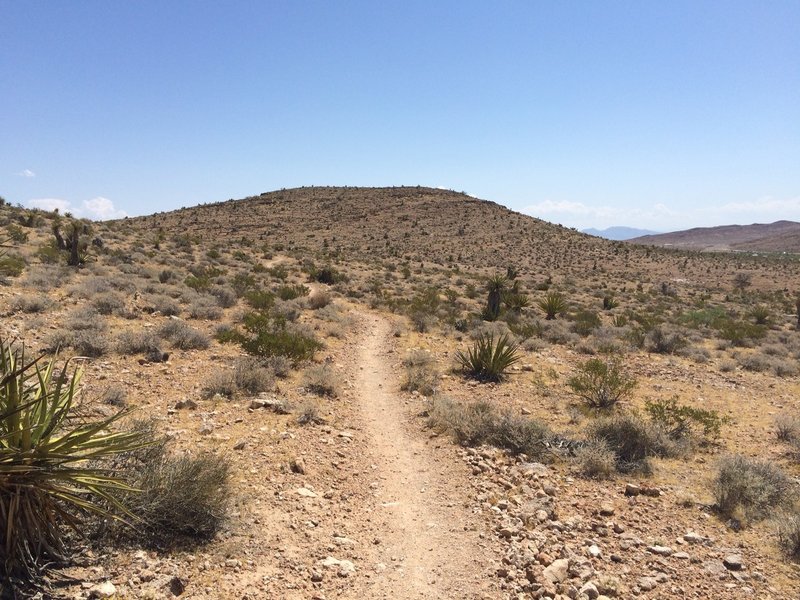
[627, 220, 800, 253]
[582, 226, 661, 240]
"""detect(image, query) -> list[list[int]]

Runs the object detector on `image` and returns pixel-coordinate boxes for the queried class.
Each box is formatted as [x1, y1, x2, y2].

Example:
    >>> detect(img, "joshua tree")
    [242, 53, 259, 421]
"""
[53, 218, 91, 266]
[485, 275, 507, 321]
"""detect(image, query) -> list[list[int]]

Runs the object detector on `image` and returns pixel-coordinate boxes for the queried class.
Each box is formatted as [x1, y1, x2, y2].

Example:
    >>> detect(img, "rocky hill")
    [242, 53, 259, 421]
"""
[628, 220, 800, 253]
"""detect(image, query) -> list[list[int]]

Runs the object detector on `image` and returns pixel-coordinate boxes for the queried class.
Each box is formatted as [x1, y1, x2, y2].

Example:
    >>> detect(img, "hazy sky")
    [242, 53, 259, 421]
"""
[2, 1, 798, 231]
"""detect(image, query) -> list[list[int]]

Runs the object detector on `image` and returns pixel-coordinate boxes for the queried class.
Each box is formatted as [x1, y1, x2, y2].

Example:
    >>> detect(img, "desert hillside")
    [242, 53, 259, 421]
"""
[1, 189, 800, 599]
[629, 220, 800, 253]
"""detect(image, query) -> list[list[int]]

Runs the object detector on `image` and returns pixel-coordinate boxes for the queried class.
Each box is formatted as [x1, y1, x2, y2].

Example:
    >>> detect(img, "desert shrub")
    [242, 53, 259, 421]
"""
[0, 342, 145, 587]
[716, 319, 766, 347]
[645, 396, 726, 444]
[271, 299, 301, 322]
[455, 333, 520, 382]
[22, 265, 71, 291]
[307, 289, 331, 309]
[570, 309, 601, 337]
[146, 293, 181, 316]
[202, 370, 237, 399]
[775, 414, 800, 442]
[296, 400, 325, 425]
[114, 329, 161, 356]
[264, 355, 292, 378]
[157, 320, 210, 350]
[491, 411, 553, 457]
[427, 399, 552, 460]
[749, 305, 771, 326]
[277, 284, 309, 301]
[158, 269, 177, 283]
[602, 294, 619, 310]
[112, 428, 230, 545]
[738, 353, 772, 373]
[244, 289, 275, 311]
[0, 253, 26, 277]
[8, 295, 52, 314]
[101, 386, 128, 407]
[575, 438, 616, 479]
[677, 344, 711, 364]
[92, 291, 126, 315]
[225, 312, 321, 363]
[309, 264, 346, 285]
[303, 364, 340, 397]
[586, 413, 677, 474]
[776, 511, 800, 560]
[645, 325, 686, 354]
[567, 358, 636, 409]
[209, 285, 237, 308]
[538, 291, 567, 320]
[46, 311, 109, 357]
[188, 296, 223, 320]
[401, 349, 439, 396]
[712, 455, 794, 522]
[233, 357, 274, 395]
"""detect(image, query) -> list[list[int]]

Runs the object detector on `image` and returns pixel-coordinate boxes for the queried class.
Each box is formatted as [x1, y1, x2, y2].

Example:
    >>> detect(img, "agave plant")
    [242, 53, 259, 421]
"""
[0, 339, 145, 584]
[537, 291, 567, 320]
[455, 333, 521, 382]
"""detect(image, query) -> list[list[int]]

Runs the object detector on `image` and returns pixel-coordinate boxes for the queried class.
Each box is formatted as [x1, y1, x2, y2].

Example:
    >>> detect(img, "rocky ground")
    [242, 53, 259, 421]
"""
[46, 305, 799, 600]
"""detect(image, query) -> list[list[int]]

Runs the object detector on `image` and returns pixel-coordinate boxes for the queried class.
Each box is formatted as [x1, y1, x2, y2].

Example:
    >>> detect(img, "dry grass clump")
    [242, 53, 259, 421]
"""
[307, 289, 332, 309]
[303, 363, 340, 397]
[401, 349, 439, 396]
[114, 329, 162, 356]
[7, 294, 52, 314]
[91, 291, 126, 316]
[103, 421, 231, 547]
[776, 511, 800, 560]
[427, 398, 552, 460]
[21, 265, 71, 291]
[575, 438, 616, 479]
[712, 454, 794, 524]
[45, 308, 109, 357]
[296, 400, 326, 425]
[146, 293, 182, 316]
[203, 357, 275, 399]
[188, 296, 223, 320]
[585, 412, 679, 474]
[775, 414, 800, 442]
[158, 319, 211, 350]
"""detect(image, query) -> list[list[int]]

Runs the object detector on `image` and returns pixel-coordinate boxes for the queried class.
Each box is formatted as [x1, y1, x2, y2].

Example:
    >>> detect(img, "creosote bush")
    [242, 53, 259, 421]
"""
[455, 333, 520, 383]
[712, 455, 794, 524]
[303, 363, 340, 397]
[157, 319, 211, 350]
[567, 358, 636, 409]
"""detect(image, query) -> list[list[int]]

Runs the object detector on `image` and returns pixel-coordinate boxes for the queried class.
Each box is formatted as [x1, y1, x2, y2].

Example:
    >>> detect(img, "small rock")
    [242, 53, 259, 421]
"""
[673, 551, 690, 560]
[580, 582, 599, 599]
[232, 439, 246, 450]
[648, 545, 673, 556]
[723, 554, 744, 571]
[587, 544, 602, 558]
[198, 423, 214, 435]
[311, 570, 324, 582]
[599, 502, 615, 516]
[89, 582, 116, 599]
[291, 457, 306, 474]
[638, 576, 658, 591]
[683, 531, 705, 544]
[168, 576, 186, 596]
[297, 487, 318, 498]
[624, 483, 641, 496]
[543, 558, 570, 584]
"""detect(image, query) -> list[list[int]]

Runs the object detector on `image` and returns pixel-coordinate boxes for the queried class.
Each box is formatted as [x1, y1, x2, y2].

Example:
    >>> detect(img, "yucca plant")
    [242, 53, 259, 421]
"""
[0, 339, 145, 585]
[538, 291, 567, 320]
[455, 333, 520, 382]
[484, 275, 508, 321]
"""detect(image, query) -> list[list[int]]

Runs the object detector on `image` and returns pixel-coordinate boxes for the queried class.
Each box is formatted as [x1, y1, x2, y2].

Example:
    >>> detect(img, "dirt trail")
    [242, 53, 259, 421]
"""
[351, 314, 495, 599]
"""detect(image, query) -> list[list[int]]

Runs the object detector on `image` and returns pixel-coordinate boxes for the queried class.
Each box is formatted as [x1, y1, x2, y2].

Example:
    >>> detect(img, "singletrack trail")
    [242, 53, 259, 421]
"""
[350, 314, 495, 599]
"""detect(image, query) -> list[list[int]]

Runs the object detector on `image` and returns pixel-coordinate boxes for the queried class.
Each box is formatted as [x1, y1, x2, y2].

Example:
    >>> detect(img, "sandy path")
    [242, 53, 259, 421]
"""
[351, 314, 495, 599]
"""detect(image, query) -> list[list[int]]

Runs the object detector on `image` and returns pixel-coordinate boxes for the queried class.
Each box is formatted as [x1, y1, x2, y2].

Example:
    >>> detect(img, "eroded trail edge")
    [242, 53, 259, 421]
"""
[353, 314, 493, 599]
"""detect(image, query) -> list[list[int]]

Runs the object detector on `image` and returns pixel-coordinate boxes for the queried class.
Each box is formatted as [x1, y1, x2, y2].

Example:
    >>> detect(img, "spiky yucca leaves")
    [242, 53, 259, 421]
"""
[455, 333, 521, 382]
[538, 291, 567, 320]
[0, 340, 145, 585]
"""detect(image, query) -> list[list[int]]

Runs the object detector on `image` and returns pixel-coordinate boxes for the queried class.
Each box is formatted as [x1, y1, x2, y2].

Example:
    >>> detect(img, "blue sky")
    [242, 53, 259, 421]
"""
[2, 1, 798, 230]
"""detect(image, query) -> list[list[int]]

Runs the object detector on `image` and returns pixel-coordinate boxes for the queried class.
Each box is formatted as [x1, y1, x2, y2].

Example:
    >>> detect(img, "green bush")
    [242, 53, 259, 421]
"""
[645, 396, 726, 443]
[567, 358, 636, 409]
[712, 455, 794, 523]
[401, 349, 439, 396]
[277, 284, 309, 301]
[223, 312, 322, 363]
[455, 333, 520, 382]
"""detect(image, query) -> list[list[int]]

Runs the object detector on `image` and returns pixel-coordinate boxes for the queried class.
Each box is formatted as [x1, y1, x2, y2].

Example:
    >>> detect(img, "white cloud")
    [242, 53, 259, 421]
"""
[81, 197, 127, 220]
[25, 197, 128, 221]
[27, 198, 71, 213]
[17, 169, 35, 178]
